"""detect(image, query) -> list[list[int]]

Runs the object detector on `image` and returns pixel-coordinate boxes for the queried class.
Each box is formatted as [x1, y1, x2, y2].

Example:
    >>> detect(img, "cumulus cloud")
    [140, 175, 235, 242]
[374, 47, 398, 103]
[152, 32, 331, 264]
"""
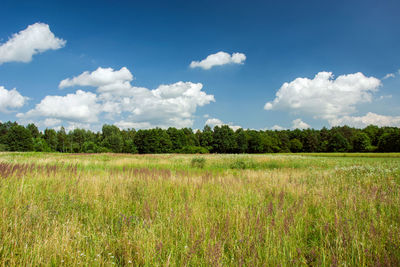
[190, 51, 246, 70]
[383, 73, 395, 79]
[18, 90, 100, 123]
[264, 72, 381, 120]
[330, 112, 400, 128]
[0, 86, 28, 112]
[271, 125, 286, 131]
[292, 118, 310, 129]
[0, 23, 66, 64]
[205, 117, 242, 131]
[59, 67, 133, 90]
[51, 67, 215, 129]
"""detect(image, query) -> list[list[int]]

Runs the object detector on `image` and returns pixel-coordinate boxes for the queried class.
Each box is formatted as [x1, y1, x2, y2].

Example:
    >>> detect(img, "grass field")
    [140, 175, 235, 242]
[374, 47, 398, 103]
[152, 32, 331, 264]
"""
[0, 152, 399, 266]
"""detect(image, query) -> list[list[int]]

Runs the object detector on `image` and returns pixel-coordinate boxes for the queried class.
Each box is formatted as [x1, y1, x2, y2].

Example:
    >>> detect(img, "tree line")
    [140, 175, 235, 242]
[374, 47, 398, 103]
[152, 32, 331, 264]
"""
[0, 121, 399, 153]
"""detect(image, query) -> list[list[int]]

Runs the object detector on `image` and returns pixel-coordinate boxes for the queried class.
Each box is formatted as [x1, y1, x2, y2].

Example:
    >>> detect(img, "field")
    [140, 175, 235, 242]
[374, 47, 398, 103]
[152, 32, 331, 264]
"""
[0, 153, 399, 266]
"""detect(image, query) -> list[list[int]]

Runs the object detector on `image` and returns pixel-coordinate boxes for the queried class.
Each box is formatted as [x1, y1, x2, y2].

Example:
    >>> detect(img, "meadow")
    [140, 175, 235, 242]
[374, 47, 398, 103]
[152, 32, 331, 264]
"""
[0, 152, 399, 266]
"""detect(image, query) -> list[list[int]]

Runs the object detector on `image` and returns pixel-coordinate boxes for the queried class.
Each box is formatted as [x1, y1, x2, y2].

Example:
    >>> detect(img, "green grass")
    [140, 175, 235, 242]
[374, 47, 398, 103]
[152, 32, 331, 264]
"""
[0, 153, 399, 266]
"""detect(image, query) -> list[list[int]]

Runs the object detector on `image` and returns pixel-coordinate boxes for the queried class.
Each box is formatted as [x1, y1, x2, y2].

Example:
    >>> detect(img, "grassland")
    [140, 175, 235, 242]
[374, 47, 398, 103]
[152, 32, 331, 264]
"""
[0, 152, 399, 266]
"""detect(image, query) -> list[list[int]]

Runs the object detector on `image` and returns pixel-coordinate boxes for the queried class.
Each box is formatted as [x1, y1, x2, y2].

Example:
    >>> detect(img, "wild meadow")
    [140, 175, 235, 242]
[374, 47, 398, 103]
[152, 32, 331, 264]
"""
[0, 152, 399, 266]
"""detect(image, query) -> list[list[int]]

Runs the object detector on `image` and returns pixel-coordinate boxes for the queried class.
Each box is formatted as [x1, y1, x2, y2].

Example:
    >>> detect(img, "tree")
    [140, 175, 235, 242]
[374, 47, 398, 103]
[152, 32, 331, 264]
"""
[235, 129, 248, 153]
[328, 132, 350, 152]
[27, 123, 40, 138]
[7, 125, 33, 151]
[352, 132, 371, 152]
[212, 125, 237, 153]
[57, 127, 68, 152]
[102, 125, 123, 152]
[199, 125, 213, 152]
[44, 128, 58, 151]
[290, 138, 303, 152]
[378, 130, 400, 152]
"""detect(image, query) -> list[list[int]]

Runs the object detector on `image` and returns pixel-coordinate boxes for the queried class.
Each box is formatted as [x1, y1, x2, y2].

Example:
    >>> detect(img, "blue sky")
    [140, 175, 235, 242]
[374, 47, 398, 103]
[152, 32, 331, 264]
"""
[0, 0, 399, 131]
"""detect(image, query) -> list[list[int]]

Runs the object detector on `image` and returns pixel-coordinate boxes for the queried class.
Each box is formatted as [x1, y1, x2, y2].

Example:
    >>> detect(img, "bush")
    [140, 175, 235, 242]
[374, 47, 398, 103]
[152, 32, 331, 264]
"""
[230, 158, 256, 169]
[191, 157, 206, 168]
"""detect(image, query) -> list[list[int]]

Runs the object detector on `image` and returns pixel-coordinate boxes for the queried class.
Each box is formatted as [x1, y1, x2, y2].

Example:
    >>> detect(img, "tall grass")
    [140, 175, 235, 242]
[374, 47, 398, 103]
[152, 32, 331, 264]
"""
[0, 153, 399, 265]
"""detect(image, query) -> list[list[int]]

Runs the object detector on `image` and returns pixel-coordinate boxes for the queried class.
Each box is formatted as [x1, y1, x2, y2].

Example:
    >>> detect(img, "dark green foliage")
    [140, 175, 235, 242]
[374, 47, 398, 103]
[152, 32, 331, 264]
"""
[6, 125, 33, 151]
[212, 125, 237, 153]
[290, 138, 303, 152]
[230, 158, 256, 169]
[352, 132, 371, 152]
[0, 121, 398, 153]
[27, 123, 40, 138]
[44, 129, 58, 151]
[191, 157, 206, 168]
[328, 133, 350, 152]
[378, 130, 400, 152]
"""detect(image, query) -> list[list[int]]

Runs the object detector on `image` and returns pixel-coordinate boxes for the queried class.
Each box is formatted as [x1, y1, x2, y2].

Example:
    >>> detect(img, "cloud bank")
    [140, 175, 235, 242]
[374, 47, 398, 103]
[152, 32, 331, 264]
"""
[330, 112, 400, 128]
[0, 23, 66, 64]
[19, 67, 215, 129]
[190, 51, 246, 70]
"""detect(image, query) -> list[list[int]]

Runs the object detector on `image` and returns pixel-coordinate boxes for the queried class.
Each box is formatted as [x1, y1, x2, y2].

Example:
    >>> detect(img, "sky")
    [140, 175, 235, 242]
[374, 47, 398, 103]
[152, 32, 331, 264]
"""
[0, 0, 400, 132]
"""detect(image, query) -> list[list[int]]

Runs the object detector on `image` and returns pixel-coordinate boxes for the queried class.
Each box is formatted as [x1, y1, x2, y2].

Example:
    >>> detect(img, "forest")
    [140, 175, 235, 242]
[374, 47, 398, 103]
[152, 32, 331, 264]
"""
[0, 121, 399, 153]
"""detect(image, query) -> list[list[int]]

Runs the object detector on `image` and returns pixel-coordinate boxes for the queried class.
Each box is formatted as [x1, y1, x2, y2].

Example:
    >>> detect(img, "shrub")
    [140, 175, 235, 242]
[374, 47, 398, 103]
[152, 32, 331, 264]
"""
[230, 158, 256, 169]
[191, 157, 206, 168]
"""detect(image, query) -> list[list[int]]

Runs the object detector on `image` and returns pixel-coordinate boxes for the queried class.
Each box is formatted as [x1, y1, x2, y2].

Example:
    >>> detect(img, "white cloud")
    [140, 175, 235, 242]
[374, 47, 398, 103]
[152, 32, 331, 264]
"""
[59, 67, 133, 90]
[0, 86, 28, 112]
[292, 118, 310, 129]
[205, 117, 242, 131]
[190, 51, 246, 70]
[55, 67, 215, 129]
[264, 72, 381, 121]
[330, 112, 400, 128]
[271, 125, 286, 131]
[0, 23, 66, 64]
[43, 118, 62, 127]
[18, 90, 101, 123]
[383, 73, 395, 79]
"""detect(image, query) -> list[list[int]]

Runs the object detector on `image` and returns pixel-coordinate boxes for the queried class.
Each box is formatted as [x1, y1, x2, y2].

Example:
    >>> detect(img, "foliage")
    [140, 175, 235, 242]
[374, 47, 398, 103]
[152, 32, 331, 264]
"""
[6, 125, 33, 151]
[190, 157, 206, 168]
[0, 121, 399, 153]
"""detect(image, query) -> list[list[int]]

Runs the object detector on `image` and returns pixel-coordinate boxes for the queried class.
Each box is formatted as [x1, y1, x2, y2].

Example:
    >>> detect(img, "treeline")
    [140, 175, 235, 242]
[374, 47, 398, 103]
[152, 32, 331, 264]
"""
[0, 121, 399, 153]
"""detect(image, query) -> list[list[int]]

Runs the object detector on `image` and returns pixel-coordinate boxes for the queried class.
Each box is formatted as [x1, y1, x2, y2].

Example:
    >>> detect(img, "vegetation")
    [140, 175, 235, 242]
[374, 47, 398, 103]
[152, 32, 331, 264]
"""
[0, 152, 399, 266]
[0, 122, 399, 154]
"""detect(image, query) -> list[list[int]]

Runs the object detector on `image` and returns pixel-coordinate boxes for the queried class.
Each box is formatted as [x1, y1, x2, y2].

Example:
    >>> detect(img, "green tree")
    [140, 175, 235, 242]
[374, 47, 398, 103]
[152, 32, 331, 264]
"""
[57, 127, 68, 152]
[7, 125, 33, 151]
[27, 123, 40, 138]
[235, 129, 248, 153]
[212, 125, 237, 153]
[352, 132, 371, 152]
[44, 128, 58, 151]
[328, 132, 350, 152]
[290, 138, 303, 152]
[199, 125, 213, 152]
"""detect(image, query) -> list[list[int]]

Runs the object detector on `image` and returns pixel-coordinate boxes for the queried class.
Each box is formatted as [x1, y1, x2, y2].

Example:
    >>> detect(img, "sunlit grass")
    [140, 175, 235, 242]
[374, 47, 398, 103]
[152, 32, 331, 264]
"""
[0, 153, 399, 265]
